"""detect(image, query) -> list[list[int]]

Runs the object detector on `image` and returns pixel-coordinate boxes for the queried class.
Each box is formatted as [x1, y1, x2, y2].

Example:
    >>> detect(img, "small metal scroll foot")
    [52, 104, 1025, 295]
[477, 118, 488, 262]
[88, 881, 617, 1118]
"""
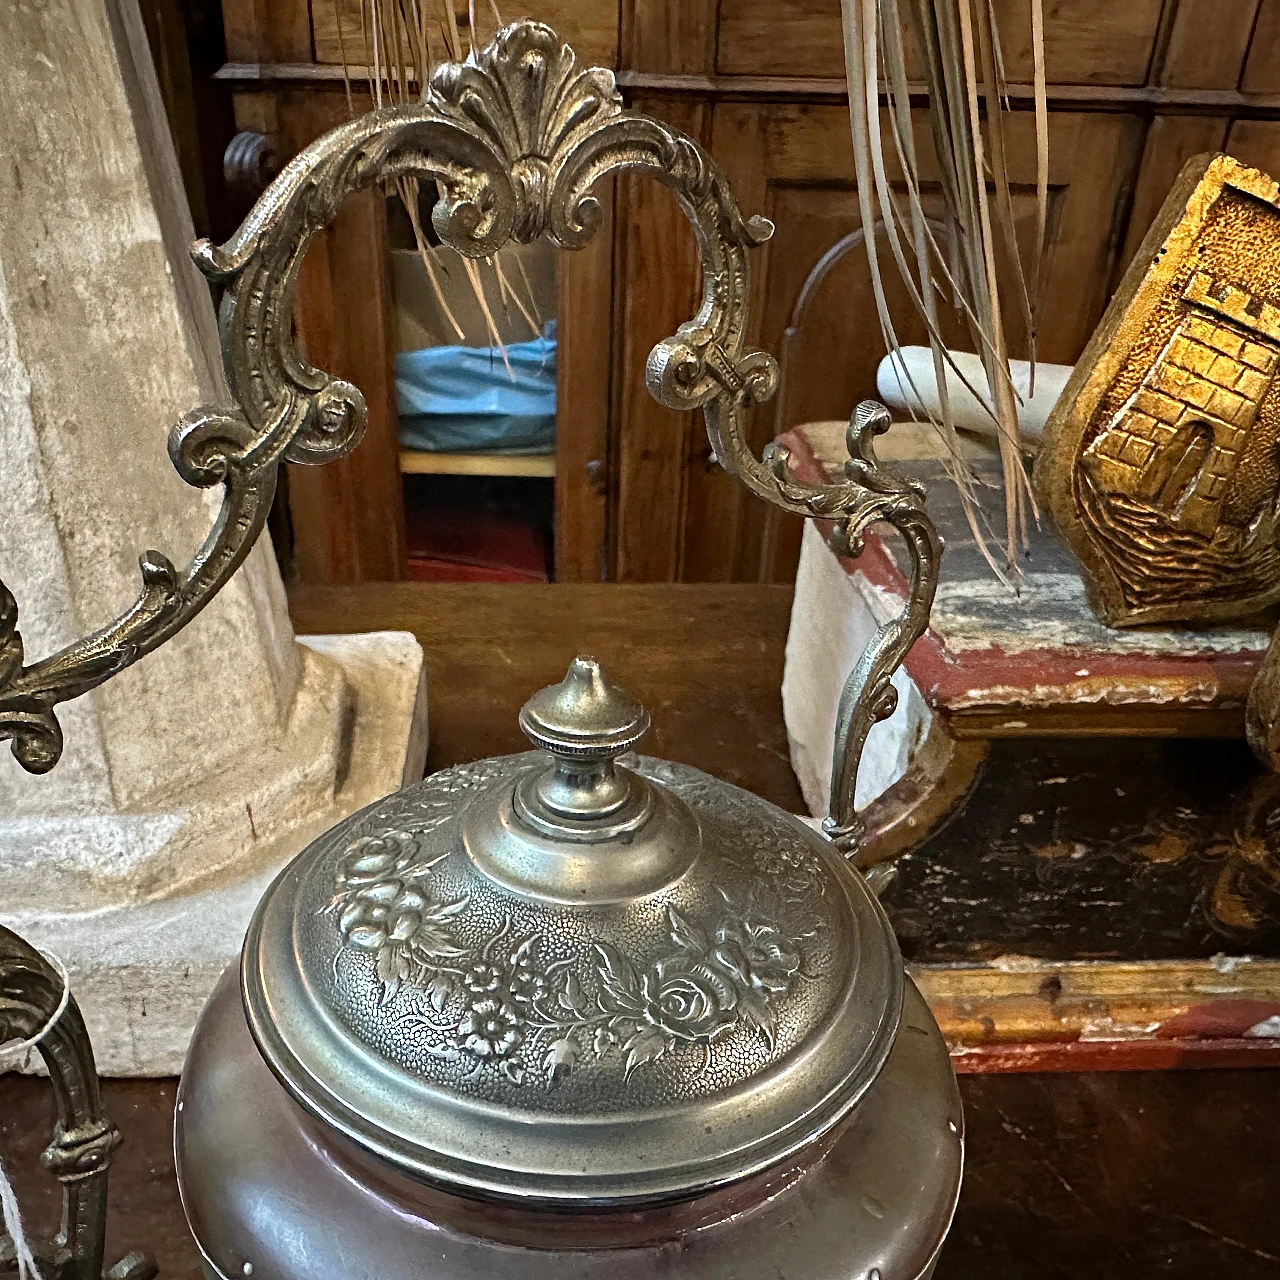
[106, 1252, 159, 1280]
[1, 925, 156, 1280]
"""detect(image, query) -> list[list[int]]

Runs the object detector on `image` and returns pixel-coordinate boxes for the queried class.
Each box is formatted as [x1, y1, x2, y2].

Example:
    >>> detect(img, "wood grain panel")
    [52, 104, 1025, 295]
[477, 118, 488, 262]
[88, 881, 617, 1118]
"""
[755, 101, 1113, 188]
[289, 188, 407, 583]
[1158, 0, 1261, 88]
[716, 0, 1163, 86]
[1120, 115, 1230, 271]
[287, 581, 806, 808]
[1241, 0, 1280, 93]
[612, 96, 709, 581]
[679, 103, 773, 582]
[1225, 117, 1280, 172]
[222, 0, 310, 62]
[311, 0, 619, 68]
[740, 105, 1141, 389]
[555, 178, 615, 581]
[228, 86, 278, 137]
[622, 0, 715, 73]
[138, 0, 212, 233]
[270, 95, 406, 584]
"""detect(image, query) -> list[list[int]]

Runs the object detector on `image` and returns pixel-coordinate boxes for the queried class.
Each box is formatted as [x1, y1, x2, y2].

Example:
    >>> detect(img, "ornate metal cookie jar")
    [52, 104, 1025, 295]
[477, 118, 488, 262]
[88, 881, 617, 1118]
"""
[0, 20, 959, 1280]
[176, 656, 961, 1280]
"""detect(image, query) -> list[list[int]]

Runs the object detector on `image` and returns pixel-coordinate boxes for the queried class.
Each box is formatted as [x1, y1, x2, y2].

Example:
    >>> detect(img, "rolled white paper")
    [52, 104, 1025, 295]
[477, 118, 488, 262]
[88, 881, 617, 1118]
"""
[875, 346, 1073, 447]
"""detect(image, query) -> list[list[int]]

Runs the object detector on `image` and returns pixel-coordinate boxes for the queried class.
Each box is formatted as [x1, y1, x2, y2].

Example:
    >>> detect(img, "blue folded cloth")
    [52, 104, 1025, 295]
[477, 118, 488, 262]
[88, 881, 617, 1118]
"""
[396, 328, 556, 455]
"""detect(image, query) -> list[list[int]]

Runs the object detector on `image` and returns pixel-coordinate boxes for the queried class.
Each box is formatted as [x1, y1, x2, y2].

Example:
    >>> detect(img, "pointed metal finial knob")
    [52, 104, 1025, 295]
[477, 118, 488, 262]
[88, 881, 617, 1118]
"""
[518, 655, 650, 759]
[462, 655, 699, 903]
[517, 656, 650, 826]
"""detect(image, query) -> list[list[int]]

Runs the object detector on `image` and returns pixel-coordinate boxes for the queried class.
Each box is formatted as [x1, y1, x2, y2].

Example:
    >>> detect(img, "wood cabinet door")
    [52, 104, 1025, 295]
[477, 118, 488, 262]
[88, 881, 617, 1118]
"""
[211, 0, 1280, 586]
[717, 0, 1164, 84]
[608, 100, 1145, 582]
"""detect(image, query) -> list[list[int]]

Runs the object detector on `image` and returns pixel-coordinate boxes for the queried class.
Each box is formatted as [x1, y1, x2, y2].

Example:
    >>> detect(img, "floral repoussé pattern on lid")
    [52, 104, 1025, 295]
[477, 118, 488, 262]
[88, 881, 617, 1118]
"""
[325, 830, 803, 1088]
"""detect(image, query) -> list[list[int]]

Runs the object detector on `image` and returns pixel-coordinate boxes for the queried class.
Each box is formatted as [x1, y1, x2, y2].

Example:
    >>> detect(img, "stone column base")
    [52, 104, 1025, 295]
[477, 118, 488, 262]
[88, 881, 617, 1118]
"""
[1, 630, 428, 1075]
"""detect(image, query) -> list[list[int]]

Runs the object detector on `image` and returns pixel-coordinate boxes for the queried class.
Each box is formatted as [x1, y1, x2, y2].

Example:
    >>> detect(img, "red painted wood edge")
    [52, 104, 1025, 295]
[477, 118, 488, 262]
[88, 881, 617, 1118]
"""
[775, 427, 1264, 713]
[950, 1036, 1280, 1074]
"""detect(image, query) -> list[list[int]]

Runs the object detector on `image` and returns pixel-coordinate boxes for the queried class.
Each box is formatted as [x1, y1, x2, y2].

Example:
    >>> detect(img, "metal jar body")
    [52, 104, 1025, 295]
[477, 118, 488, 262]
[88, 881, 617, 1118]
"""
[176, 964, 962, 1280]
[175, 659, 964, 1278]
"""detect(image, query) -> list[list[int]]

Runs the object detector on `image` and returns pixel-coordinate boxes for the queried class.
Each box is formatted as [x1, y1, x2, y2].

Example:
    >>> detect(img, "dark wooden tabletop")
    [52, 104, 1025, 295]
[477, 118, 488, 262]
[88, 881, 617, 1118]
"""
[2, 583, 1277, 1278]
[287, 582, 807, 809]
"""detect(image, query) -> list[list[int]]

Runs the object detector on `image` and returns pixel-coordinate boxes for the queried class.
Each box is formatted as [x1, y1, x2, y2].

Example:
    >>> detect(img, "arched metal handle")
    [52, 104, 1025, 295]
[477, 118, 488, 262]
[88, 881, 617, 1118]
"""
[0, 925, 157, 1280]
[0, 21, 939, 861]
[803, 402, 942, 856]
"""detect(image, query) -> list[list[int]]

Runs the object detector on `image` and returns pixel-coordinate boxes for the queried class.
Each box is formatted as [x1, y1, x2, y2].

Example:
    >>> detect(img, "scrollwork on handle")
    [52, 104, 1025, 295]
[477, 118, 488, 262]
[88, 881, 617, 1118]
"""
[0, 19, 940, 865]
[0, 21, 768, 776]
[0, 925, 157, 1280]
[765, 402, 941, 858]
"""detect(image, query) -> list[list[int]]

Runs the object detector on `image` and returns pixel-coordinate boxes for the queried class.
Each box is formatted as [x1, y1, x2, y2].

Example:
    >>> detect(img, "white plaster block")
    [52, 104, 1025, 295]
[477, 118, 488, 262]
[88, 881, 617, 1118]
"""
[0, 0, 303, 820]
[3, 632, 428, 1075]
[0, 0, 438, 1076]
[299, 632, 429, 795]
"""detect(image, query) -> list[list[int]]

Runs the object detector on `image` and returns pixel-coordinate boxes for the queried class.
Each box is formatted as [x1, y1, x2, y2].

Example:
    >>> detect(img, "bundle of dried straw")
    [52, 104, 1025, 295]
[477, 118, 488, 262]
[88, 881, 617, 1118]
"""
[840, 0, 1048, 580]
[334, 0, 542, 363]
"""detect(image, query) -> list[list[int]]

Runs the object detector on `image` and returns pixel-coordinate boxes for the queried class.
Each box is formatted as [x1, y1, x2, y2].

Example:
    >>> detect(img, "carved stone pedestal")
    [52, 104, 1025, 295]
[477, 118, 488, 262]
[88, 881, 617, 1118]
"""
[0, 0, 426, 1072]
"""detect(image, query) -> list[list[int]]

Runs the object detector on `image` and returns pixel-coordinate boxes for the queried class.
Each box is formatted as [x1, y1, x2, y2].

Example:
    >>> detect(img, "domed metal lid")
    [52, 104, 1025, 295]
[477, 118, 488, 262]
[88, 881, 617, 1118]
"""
[242, 657, 902, 1207]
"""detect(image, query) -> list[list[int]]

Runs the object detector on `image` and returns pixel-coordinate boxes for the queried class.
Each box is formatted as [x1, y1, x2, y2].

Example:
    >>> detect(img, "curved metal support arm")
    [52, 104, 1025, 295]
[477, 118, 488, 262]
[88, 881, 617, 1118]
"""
[784, 403, 942, 857]
[0, 21, 939, 861]
[0, 925, 156, 1280]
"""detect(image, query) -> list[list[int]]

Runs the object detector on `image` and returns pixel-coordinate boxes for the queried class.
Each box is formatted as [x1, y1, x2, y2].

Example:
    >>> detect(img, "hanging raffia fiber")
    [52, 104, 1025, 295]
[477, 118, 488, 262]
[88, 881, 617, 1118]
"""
[840, 0, 1048, 581]
[333, 0, 541, 361]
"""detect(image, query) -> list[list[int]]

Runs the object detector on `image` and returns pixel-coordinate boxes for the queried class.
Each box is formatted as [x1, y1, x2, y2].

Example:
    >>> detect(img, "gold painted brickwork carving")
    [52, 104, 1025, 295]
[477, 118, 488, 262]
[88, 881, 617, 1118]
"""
[1037, 155, 1280, 626]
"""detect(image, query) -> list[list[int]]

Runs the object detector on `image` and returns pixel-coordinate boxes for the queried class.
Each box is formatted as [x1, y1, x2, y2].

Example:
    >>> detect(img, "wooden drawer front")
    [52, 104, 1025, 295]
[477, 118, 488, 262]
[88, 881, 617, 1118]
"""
[716, 0, 1163, 86]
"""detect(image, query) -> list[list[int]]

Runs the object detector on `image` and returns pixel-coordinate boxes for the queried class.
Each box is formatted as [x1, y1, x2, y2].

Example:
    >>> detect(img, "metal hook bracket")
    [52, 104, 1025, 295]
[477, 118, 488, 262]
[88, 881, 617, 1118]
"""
[0, 925, 158, 1280]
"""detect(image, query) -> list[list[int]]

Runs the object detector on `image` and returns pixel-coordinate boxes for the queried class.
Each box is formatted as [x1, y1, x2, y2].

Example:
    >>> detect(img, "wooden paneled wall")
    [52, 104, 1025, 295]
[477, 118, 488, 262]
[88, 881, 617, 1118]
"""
[215, 0, 1280, 583]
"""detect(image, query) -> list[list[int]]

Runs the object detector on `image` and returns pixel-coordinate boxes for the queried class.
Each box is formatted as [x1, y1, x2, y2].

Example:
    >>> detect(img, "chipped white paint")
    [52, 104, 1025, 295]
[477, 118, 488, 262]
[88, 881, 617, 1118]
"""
[986, 954, 1046, 973]
[1078, 1018, 1164, 1041]
[930, 574, 1270, 657]
[947, 677, 1226, 710]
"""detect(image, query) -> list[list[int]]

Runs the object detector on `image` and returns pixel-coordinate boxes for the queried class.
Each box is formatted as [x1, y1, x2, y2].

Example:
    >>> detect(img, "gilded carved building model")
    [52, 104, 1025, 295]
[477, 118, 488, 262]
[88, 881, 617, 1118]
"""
[1083, 272, 1280, 539]
[1037, 154, 1280, 627]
